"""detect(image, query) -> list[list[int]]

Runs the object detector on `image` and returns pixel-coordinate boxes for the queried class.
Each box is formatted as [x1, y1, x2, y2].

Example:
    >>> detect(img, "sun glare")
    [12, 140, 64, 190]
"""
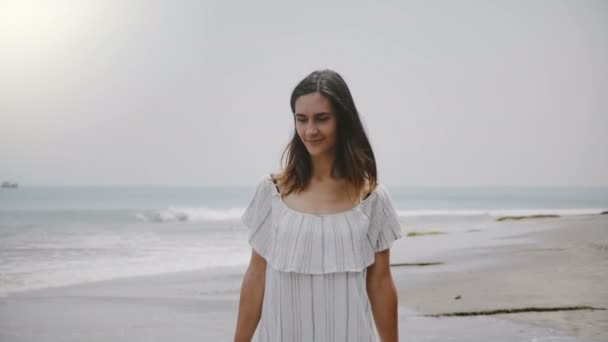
[0, 1, 83, 64]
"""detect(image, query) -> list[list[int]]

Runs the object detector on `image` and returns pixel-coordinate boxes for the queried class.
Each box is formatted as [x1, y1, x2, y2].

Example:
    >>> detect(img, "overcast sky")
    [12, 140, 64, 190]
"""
[1, 0, 607, 187]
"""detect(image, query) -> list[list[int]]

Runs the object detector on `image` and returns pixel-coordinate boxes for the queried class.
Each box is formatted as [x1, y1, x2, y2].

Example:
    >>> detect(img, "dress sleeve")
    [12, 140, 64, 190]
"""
[241, 175, 274, 256]
[368, 184, 403, 252]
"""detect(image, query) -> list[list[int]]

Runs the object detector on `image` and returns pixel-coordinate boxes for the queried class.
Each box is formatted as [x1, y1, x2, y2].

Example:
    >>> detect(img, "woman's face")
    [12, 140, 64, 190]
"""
[294, 92, 337, 157]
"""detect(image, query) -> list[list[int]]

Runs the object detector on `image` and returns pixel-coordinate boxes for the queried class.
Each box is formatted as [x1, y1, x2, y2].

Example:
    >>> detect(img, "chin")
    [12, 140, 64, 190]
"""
[307, 147, 331, 156]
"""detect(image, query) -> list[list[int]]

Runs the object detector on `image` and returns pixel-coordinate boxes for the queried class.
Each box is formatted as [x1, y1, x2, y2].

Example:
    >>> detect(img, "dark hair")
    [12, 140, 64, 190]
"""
[275, 69, 377, 200]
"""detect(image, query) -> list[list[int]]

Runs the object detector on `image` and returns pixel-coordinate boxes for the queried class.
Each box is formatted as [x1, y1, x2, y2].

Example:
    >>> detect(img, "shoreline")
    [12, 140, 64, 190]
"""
[0, 214, 605, 341]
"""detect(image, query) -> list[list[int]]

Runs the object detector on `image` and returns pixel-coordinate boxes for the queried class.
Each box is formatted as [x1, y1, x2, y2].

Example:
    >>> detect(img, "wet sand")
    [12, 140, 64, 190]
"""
[391, 214, 607, 342]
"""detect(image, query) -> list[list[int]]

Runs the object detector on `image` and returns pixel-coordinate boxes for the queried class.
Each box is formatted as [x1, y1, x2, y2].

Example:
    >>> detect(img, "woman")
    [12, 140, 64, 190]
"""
[234, 69, 403, 342]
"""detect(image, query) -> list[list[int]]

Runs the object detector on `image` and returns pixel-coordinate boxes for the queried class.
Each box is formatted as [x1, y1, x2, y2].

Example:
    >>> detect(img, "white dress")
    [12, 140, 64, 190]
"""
[241, 174, 403, 342]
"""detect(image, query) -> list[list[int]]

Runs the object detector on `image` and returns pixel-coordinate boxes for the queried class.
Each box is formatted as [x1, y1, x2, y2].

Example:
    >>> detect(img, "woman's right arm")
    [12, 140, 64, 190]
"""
[233, 249, 266, 342]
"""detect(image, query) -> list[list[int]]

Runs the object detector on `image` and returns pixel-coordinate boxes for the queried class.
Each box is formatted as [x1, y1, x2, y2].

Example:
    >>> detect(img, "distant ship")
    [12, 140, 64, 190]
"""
[1, 181, 18, 188]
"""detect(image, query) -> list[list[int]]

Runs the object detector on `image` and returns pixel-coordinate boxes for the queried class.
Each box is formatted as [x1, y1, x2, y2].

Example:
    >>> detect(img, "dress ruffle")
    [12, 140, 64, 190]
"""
[241, 174, 403, 274]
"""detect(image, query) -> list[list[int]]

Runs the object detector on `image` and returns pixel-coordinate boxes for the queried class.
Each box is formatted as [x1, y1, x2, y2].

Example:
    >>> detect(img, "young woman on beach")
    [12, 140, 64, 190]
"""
[234, 69, 403, 342]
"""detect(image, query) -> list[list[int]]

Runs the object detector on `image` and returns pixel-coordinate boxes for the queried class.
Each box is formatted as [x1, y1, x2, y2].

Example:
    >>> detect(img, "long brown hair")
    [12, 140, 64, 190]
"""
[274, 69, 377, 201]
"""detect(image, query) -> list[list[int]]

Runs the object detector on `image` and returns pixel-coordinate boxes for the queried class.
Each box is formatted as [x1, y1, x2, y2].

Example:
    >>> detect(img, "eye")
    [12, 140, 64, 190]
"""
[296, 116, 329, 123]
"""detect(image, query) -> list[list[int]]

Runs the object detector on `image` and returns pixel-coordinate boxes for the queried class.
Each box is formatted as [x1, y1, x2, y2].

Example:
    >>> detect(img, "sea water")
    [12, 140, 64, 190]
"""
[1, 185, 606, 295]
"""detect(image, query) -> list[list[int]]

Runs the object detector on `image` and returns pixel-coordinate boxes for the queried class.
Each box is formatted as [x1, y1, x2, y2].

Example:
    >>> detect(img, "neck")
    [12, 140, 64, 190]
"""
[310, 152, 337, 181]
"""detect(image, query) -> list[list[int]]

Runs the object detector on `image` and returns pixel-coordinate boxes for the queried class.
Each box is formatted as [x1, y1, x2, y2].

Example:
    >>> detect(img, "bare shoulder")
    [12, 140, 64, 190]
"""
[269, 169, 285, 181]
[353, 178, 374, 201]
[362, 178, 376, 196]
[269, 170, 285, 192]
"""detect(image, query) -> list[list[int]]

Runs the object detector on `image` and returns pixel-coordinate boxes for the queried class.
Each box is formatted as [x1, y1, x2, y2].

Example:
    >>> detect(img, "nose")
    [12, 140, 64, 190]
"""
[305, 123, 320, 138]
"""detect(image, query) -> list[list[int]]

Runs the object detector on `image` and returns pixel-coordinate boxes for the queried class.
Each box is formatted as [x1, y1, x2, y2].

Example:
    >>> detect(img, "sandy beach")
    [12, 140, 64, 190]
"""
[391, 213, 608, 342]
[0, 213, 606, 341]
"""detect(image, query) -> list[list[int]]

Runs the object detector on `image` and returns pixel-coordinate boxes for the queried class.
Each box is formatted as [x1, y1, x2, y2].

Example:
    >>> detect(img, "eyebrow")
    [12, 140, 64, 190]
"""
[295, 112, 331, 117]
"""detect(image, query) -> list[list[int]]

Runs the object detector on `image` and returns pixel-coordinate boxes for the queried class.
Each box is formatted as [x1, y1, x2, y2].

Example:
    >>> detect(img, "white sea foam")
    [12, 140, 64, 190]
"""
[396, 208, 606, 218]
[136, 206, 245, 222]
[0, 231, 251, 296]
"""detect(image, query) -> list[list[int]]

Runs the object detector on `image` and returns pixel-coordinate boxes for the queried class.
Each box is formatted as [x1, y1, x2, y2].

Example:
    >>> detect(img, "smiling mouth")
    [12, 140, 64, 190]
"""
[308, 139, 323, 143]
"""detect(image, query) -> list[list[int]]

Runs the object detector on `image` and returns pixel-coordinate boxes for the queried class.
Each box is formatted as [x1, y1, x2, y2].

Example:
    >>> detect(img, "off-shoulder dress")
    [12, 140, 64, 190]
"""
[241, 174, 403, 342]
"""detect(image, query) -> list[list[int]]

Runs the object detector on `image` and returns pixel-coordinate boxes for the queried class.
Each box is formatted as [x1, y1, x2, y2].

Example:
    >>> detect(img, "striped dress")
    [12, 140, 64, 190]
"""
[241, 174, 403, 342]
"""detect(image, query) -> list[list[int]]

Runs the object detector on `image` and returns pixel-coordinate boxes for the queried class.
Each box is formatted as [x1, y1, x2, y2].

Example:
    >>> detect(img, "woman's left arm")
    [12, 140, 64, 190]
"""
[366, 249, 399, 342]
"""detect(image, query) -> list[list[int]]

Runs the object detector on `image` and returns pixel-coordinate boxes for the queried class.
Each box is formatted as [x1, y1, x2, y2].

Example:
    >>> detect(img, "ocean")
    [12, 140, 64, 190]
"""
[1, 185, 607, 296]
